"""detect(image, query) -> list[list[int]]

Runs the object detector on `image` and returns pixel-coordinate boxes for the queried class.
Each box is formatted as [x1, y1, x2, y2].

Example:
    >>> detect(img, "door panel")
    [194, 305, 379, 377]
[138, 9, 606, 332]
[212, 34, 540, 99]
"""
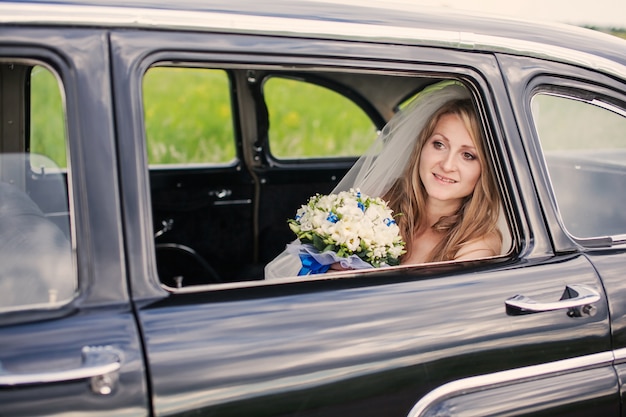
[0, 29, 148, 416]
[150, 168, 256, 285]
[139, 255, 609, 416]
[497, 53, 626, 415]
[0, 312, 146, 417]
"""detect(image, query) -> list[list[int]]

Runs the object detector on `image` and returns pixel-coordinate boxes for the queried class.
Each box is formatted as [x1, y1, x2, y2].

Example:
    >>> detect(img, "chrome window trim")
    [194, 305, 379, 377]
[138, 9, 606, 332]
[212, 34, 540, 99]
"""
[0, 2, 624, 81]
[591, 98, 626, 118]
[407, 351, 615, 417]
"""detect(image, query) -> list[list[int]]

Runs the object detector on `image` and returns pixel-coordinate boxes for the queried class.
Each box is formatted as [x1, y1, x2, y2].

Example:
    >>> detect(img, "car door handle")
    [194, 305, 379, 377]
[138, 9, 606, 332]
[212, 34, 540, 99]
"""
[505, 284, 600, 316]
[0, 345, 121, 395]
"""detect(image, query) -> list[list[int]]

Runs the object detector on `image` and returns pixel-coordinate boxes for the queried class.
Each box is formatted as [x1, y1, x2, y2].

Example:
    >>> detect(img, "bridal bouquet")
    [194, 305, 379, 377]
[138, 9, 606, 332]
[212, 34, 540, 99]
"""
[287, 188, 405, 275]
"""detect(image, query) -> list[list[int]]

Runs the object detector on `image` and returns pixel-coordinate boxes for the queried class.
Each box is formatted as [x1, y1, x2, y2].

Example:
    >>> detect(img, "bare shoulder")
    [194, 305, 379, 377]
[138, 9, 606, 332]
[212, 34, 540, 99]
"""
[454, 231, 502, 261]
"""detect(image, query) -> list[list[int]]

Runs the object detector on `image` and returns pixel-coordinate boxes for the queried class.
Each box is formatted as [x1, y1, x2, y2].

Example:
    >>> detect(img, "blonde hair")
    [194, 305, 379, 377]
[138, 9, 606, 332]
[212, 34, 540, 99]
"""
[383, 98, 501, 262]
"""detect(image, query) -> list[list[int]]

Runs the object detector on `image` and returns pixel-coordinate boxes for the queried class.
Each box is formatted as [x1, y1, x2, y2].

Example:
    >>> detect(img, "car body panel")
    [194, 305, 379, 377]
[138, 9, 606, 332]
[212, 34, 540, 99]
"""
[0, 1, 625, 416]
[139, 255, 609, 416]
[0, 27, 149, 416]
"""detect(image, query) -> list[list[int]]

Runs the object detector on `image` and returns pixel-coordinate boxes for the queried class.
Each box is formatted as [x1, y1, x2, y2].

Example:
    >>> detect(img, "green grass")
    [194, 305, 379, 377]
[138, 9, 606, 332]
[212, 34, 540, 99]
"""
[143, 67, 236, 165]
[30, 66, 66, 167]
[264, 77, 375, 158]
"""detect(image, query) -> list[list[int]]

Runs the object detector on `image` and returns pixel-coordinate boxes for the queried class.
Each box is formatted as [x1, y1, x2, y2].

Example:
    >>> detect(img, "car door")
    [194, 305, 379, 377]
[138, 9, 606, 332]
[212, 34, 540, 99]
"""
[0, 28, 148, 416]
[112, 29, 616, 416]
[499, 53, 626, 417]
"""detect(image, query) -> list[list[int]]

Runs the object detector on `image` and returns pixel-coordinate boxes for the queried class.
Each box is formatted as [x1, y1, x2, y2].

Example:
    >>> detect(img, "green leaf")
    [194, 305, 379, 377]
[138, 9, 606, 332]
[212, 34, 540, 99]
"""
[312, 234, 326, 251]
[323, 244, 335, 252]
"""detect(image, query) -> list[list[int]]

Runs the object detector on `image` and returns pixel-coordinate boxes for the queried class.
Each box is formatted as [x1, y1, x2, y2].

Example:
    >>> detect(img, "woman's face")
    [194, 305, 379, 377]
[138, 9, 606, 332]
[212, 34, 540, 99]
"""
[419, 113, 482, 208]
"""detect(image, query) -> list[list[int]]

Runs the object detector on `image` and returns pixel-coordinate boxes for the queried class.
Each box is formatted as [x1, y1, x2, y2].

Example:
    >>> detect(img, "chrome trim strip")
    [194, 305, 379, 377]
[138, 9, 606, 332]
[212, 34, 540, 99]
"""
[591, 99, 626, 118]
[613, 347, 626, 364]
[612, 235, 626, 246]
[0, 3, 625, 81]
[407, 351, 614, 417]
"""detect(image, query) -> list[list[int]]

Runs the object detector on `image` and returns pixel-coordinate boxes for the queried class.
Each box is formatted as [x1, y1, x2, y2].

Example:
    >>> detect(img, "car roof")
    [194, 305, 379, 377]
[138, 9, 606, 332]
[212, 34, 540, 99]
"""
[2, 0, 625, 78]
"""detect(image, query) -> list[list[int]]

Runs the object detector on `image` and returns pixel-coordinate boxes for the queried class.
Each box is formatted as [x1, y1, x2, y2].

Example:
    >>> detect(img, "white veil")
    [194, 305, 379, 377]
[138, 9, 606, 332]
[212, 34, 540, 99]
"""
[265, 81, 471, 279]
[332, 81, 470, 196]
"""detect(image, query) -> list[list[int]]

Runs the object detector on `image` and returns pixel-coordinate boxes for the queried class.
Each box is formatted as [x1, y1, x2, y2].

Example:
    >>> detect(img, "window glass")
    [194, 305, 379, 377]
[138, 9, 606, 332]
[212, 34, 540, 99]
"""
[531, 92, 626, 238]
[264, 77, 376, 158]
[143, 67, 236, 165]
[0, 64, 76, 311]
[30, 66, 66, 169]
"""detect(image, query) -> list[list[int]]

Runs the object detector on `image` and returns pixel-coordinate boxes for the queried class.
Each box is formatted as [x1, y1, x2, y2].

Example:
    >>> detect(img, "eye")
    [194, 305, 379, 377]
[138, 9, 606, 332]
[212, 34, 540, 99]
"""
[433, 140, 445, 150]
[462, 151, 476, 161]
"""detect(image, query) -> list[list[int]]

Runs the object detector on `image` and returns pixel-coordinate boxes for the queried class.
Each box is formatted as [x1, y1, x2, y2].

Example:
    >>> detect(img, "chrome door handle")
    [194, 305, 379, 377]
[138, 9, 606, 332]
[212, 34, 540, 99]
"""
[506, 284, 600, 316]
[0, 345, 122, 395]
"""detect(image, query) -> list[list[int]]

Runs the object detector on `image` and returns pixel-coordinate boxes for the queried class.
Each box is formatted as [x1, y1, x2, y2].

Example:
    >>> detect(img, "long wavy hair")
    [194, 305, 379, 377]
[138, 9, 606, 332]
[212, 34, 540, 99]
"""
[383, 98, 501, 262]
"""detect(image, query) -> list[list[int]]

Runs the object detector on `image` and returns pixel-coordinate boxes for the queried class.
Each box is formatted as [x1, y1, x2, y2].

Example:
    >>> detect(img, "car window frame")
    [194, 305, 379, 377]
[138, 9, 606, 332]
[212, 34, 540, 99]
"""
[174, 68, 514, 290]
[0, 29, 131, 323]
[110, 29, 519, 296]
[524, 75, 626, 250]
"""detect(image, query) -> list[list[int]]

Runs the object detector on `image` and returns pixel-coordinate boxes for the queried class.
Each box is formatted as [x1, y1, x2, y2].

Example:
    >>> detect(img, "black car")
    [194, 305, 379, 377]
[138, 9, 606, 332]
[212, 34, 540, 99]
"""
[1, 0, 626, 416]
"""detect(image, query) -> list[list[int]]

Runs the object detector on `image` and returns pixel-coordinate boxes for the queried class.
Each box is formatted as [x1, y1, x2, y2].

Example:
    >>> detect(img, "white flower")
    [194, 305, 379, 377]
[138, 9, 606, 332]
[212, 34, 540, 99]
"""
[288, 189, 406, 267]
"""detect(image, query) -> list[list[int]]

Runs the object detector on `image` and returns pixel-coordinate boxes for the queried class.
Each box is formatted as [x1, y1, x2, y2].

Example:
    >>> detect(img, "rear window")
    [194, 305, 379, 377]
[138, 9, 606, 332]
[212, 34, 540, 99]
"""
[143, 67, 237, 166]
[264, 76, 376, 159]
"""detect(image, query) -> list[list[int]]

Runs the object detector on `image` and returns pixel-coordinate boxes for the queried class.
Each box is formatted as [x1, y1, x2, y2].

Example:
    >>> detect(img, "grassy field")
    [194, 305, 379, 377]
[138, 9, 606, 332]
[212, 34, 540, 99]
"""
[143, 68, 237, 165]
[264, 77, 374, 158]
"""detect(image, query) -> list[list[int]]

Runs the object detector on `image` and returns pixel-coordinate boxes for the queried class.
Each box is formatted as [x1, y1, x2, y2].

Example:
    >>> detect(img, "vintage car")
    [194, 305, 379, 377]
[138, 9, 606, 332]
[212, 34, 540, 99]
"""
[1, 0, 626, 415]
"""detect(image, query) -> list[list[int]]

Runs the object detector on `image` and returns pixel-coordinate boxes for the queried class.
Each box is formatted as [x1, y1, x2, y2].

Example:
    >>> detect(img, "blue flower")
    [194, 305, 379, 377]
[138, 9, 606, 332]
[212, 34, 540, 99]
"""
[357, 201, 365, 212]
[384, 218, 396, 227]
[327, 212, 339, 223]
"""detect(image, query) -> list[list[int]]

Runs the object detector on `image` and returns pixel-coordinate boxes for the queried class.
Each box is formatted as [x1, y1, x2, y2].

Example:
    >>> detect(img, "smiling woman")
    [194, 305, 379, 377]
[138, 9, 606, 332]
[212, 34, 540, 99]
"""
[265, 81, 504, 278]
[383, 95, 501, 264]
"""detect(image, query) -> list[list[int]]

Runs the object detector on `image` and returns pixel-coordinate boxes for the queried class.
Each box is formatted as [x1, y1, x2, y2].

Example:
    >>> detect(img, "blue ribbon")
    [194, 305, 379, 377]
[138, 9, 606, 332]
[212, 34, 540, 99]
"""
[298, 254, 331, 275]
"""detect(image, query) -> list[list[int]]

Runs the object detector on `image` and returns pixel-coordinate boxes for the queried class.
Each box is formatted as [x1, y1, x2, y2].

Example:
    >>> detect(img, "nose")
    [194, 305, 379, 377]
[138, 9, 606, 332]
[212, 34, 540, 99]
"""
[440, 151, 456, 172]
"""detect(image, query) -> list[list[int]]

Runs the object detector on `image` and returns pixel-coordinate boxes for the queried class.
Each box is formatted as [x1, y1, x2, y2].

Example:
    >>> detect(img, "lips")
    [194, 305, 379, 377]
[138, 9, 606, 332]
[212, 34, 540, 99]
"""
[433, 173, 457, 184]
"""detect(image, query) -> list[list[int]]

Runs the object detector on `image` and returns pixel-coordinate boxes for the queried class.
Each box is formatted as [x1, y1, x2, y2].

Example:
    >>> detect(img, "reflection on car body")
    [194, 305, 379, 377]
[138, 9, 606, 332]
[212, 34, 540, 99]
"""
[0, 0, 626, 416]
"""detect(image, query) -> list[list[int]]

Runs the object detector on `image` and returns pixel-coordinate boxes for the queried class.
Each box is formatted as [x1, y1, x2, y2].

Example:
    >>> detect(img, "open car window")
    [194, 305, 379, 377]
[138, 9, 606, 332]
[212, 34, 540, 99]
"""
[141, 67, 511, 289]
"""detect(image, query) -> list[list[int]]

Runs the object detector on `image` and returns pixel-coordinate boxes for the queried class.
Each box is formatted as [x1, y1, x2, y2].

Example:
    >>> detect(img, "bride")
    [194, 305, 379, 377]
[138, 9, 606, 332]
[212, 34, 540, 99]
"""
[265, 81, 503, 279]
